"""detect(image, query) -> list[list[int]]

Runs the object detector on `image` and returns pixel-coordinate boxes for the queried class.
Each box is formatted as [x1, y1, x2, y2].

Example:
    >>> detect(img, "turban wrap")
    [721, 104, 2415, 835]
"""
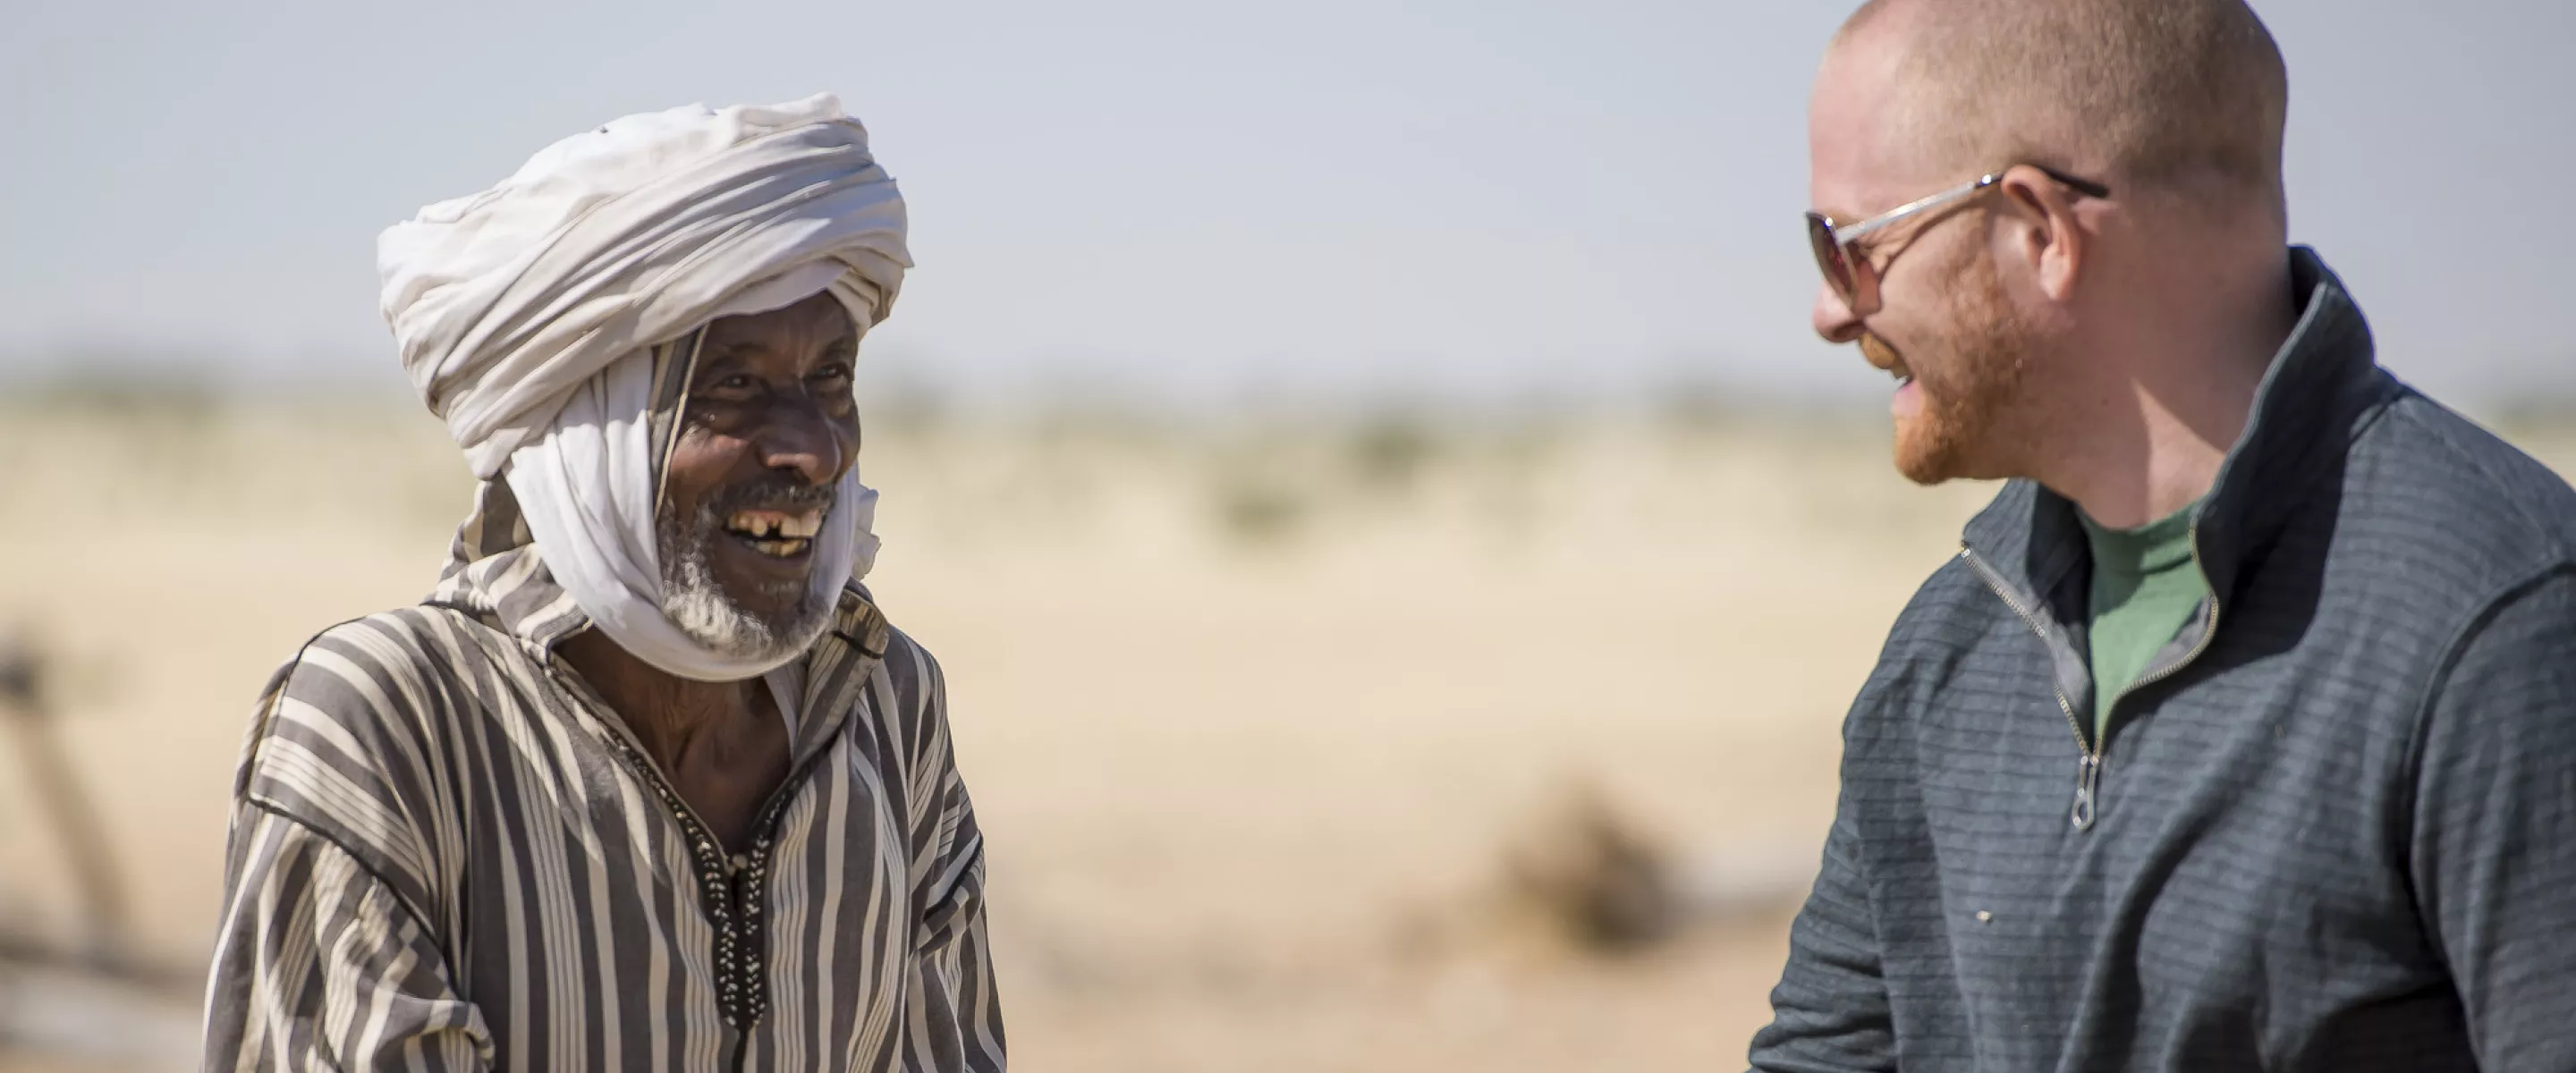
[378, 95, 911, 681]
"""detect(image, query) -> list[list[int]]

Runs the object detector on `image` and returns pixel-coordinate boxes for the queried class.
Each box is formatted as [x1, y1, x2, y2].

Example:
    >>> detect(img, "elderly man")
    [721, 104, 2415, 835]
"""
[1756, 1, 2576, 1070]
[202, 97, 1004, 1071]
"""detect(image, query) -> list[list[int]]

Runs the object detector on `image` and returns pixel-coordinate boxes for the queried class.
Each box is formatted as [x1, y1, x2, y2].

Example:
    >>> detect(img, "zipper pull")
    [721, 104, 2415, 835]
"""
[2072, 754, 2101, 830]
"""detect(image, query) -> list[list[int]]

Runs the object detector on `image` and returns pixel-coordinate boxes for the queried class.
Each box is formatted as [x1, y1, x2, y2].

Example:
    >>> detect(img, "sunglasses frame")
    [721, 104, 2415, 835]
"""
[1807, 165, 2112, 316]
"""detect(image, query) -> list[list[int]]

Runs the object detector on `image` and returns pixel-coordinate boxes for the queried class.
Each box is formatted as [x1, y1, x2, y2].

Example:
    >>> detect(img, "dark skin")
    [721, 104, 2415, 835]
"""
[558, 291, 862, 850]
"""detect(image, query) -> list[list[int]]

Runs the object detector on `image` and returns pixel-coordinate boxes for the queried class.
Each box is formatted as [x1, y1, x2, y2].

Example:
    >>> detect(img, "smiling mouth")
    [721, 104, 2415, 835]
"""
[721, 508, 824, 558]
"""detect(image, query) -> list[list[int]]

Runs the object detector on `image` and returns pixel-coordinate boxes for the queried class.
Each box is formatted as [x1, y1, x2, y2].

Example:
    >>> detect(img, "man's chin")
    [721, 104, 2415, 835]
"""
[1891, 413, 1996, 486]
[1894, 456, 1959, 487]
[662, 580, 834, 663]
[661, 518, 837, 663]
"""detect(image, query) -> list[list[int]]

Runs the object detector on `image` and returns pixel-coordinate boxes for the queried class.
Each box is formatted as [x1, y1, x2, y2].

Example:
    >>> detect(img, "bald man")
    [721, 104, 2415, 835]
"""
[1754, 1, 2576, 1070]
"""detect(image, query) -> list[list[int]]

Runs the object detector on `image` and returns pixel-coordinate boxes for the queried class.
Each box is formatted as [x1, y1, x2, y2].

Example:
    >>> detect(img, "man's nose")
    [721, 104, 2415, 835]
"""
[1812, 279, 1864, 344]
[754, 408, 849, 486]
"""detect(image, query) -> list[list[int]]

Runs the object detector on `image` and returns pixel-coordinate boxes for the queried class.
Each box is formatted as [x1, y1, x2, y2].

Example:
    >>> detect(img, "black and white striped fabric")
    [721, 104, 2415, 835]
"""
[202, 478, 1004, 1071]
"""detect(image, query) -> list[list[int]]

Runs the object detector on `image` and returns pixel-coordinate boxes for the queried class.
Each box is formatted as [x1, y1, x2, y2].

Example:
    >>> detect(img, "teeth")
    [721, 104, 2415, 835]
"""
[728, 511, 792, 537]
[725, 508, 825, 542]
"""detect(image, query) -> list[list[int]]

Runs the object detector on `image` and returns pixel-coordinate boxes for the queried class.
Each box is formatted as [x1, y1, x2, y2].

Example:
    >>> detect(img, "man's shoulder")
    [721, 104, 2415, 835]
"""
[253, 605, 512, 731]
[239, 605, 521, 804]
[819, 609, 970, 792]
[866, 621, 947, 720]
[2345, 388, 2576, 589]
[299, 604, 505, 663]
[879, 621, 941, 675]
[234, 606, 504, 899]
[1879, 485, 2032, 659]
[1885, 552, 2012, 650]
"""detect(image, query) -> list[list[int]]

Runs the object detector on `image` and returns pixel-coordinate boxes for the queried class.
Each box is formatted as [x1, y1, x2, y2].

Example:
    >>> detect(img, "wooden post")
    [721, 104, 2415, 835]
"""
[0, 638, 133, 972]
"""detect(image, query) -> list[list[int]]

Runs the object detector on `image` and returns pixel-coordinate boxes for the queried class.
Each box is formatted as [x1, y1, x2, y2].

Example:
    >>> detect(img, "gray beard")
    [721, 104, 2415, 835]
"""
[657, 499, 837, 665]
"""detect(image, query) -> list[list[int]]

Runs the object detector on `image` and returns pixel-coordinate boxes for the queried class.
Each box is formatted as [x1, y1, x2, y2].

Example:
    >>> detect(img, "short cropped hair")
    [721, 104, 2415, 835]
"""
[1843, 0, 2289, 216]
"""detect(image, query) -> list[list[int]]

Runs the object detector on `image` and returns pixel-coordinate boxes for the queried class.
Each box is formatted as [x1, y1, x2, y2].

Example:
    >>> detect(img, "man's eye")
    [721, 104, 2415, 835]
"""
[813, 363, 852, 382]
[717, 374, 756, 390]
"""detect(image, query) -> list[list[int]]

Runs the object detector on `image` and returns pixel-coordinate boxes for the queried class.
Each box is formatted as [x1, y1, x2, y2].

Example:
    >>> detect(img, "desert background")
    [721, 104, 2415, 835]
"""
[2, 384, 2572, 1072]
[8, 2, 2575, 1068]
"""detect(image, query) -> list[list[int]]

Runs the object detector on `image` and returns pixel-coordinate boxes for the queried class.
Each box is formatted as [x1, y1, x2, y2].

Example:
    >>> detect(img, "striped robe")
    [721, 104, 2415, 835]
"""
[201, 510, 1004, 1072]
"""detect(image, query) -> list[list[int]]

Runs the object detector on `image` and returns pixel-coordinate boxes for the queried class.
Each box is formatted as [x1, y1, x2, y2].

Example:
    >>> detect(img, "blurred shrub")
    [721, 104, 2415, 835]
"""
[1503, 781, 1679, 955]
[1210, 465, 1311, 547]
[1344, 411, 1438, 497]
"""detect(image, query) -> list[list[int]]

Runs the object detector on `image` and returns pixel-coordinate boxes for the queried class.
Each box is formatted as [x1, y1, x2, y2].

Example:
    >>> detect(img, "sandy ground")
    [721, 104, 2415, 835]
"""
[2, 399, 2567, 1071]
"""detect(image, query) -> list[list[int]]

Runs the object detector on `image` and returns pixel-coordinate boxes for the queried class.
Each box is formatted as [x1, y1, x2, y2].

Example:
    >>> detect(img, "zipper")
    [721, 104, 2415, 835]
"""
[1962, 517, 2227, 833]
[1959, 546, 2097, 830]
[2072, 753, 2101, 830]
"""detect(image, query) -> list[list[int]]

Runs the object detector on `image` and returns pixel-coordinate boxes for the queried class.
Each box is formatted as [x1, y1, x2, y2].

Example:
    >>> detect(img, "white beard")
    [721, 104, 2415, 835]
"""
[657, 500, 838, 664]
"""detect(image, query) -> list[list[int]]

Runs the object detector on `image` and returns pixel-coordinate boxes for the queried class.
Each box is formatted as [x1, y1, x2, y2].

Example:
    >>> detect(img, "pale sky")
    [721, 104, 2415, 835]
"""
[2, 0, 2569, 409]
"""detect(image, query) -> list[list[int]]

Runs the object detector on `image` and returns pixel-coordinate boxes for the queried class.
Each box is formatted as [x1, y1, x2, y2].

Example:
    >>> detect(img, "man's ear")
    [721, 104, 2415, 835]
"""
[1997, 165, 2085, 302]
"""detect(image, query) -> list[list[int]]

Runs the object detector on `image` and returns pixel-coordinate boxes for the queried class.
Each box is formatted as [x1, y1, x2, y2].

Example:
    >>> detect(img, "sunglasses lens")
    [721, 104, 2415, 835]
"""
[1807, 215, 1854, 303]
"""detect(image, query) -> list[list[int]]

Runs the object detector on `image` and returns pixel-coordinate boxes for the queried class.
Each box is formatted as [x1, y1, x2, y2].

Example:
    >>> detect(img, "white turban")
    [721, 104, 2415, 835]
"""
[379, 95, 911, 681]
[382, 93, 910, 477]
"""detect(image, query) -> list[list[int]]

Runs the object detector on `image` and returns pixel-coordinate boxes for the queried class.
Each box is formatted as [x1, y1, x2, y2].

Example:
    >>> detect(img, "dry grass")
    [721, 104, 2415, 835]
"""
[0, 399, 2566, 1071]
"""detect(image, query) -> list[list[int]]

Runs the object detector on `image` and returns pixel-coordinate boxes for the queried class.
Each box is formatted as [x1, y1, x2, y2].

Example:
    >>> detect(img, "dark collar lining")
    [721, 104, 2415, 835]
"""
[1963, 247, 2402, 607]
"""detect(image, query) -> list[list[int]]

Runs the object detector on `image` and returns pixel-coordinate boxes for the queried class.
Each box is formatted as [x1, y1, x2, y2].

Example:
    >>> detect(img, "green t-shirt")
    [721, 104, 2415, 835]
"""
[2080, 503, 2207, 745]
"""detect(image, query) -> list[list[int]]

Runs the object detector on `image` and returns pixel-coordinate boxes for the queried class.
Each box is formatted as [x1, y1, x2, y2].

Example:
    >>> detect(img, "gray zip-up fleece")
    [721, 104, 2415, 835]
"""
[1749, 249, 2576, 1072]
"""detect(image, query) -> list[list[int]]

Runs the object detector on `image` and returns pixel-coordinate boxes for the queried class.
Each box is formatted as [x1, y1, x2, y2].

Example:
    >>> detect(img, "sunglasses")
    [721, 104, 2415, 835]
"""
[1805, 165, 2111, 316]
